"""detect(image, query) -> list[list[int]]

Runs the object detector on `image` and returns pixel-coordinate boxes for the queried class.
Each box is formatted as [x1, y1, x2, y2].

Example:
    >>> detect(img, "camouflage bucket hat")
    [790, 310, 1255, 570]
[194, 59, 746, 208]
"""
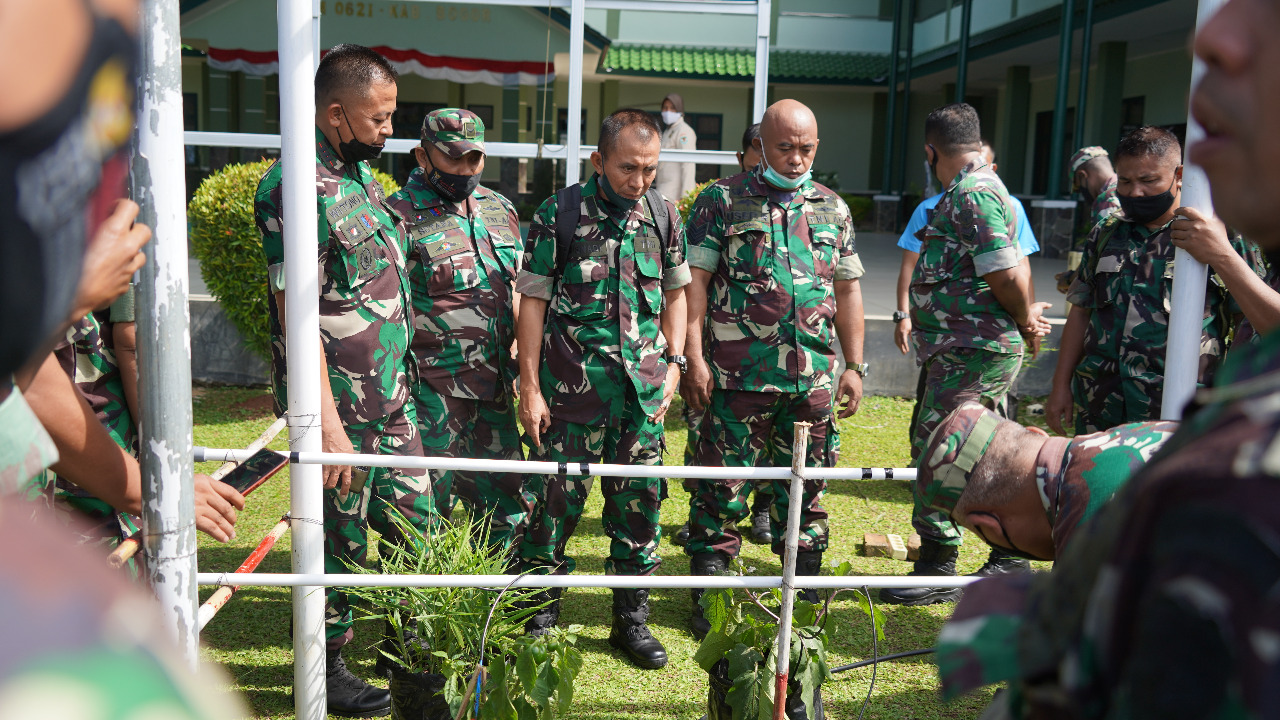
[916, 402, 1003, 517]
[421, 108, 485, 159]
[1069, 146, 1109, 189]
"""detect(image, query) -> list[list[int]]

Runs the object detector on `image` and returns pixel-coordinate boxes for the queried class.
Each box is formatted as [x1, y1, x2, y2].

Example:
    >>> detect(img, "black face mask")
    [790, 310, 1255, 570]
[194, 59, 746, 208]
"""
[1118, 174, 1179, 224]
[337, 105, 384, 163]
[0, 10, 137, 377]
[423, 153, 481, 203]
[967, 511, 1052, 562]
[597, 171, 639, 219]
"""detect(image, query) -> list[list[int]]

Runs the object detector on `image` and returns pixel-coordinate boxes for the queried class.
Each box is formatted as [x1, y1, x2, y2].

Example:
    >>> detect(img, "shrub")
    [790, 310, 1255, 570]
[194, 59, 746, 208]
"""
[189, 159, 401, 361]
[840, 193, 874, 227]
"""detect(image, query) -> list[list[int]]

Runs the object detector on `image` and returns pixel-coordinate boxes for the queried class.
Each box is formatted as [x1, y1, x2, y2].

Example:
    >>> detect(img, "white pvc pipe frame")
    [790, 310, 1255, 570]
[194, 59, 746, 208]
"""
[257, 2, 774, 717]
[1160, 0, 1225, 421]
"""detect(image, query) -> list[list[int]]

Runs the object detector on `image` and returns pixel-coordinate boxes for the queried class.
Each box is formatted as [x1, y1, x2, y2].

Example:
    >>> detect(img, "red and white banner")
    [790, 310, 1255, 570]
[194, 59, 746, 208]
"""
[207, 46, 554, 87]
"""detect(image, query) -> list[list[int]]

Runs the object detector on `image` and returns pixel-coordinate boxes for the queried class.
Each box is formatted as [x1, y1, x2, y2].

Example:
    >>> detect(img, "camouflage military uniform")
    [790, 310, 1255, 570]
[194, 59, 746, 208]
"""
[926, 419, 1177, 700]
[389, 162, 531, 555]
[513, 174, 690, 577]
[42, 293, 141, 547]
[682, 166, 862, 559]
[937, 329, 1280, 719]
[257, 128, 434, 649]
[910, 158, 1025, 545]
[1065, 214, 1260, 432]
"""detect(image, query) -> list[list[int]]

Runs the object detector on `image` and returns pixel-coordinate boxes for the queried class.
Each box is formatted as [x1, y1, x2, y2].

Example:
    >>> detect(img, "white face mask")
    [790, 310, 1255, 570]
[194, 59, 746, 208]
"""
[661, 110, 681, 126]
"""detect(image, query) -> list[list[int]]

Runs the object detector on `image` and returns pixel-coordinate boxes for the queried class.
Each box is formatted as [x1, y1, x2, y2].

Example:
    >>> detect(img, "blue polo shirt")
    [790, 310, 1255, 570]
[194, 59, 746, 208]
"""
[896, 193, 1040, 256]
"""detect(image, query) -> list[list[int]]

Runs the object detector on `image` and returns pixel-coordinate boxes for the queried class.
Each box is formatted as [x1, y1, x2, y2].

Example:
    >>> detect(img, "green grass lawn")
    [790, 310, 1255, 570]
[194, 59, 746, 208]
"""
[194, 387, 1016, 719]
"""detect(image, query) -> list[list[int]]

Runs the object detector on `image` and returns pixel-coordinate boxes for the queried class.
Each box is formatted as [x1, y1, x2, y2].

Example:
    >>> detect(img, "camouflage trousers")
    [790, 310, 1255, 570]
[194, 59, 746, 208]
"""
[911, 347, 1022, 545]
[325, 402, 434, 650]
[681, 405, 772, 499]
[686, 388, 836, 560]
[1070, 367, 1161, 435]
[516, 398, 665, 577]
[414, 388, 532, 557]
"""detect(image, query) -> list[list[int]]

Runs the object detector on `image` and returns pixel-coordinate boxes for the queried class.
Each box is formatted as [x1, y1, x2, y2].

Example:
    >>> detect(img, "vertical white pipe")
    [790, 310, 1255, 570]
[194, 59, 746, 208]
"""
[132, 0, 198, 666]
[312, 0, 322, 72]
[772, 422, 810, 719]
[1161, 0, 1226, 420]
[753, 0, 771, 121]
[278, 0, 327, 717]
[565, 0, 586, 186]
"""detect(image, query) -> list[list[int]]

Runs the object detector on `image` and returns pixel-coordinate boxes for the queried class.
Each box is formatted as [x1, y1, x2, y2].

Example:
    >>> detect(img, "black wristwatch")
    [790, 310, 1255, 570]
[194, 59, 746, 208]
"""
[667, 354, 688, 373]
[892, 310, 910, 323]
[846, 361, 870, 378]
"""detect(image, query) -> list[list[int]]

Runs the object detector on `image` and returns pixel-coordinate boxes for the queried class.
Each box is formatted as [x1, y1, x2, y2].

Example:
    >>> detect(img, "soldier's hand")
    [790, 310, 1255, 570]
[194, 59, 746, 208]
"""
[681, 357, 713, 412]
[72, 199, 150, 319]
[520, 386, 552, 448]
[1023, 302, 1053, 337]
[1045, 383, 1074, 435]
[893, 317, 912, 355]
[1171, 206, 1232, 266]
[654, 365, 679, 423]
[835, 369, 863, 418]
[193, 473, 245, 543]
[320, 409, 354, 495]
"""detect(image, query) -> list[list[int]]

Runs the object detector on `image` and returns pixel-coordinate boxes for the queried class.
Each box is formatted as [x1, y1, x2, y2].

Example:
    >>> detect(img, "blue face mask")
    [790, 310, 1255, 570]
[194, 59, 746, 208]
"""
[757, 140, 810, 190]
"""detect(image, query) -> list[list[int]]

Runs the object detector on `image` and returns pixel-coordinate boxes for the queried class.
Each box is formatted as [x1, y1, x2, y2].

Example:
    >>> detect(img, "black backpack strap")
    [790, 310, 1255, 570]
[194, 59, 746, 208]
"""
[553, 184, 583, 284]
[644, 187, 671, 250]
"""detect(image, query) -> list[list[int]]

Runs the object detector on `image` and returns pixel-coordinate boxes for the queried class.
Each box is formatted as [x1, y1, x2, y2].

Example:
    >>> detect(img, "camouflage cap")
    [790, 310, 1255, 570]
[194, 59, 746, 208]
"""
[916, 402, 1003, 517]
[421, 108, 485, 159]
[1069, 146, 1109, 182]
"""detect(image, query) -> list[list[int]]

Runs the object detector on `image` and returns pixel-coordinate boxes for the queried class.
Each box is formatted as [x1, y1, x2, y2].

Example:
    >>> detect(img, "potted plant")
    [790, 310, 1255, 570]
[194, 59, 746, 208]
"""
[693, 561, 885, 720]
[345, 511, 583, 719]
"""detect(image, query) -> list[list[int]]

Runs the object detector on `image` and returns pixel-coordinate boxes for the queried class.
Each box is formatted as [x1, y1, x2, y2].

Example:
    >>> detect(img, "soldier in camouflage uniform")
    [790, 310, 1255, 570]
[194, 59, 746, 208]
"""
[680, 100, 866, 639]
[387, 108, 532, 558]
[256, 45, 430, 717]
[882, 103, 1052, 607]
[1057, 147, 1123, 298]
[514, 108, 689, 670]
[1045, 126, 1263, 436]
[912, 402, 1175, 701]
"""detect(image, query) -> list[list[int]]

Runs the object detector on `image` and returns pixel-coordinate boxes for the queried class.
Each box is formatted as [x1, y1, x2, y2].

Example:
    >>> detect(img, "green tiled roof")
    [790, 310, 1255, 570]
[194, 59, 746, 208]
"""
[599, 44, 890, 85]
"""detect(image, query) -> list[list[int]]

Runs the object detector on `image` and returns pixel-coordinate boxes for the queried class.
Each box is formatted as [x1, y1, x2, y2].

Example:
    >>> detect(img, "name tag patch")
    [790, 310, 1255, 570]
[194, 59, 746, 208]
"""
[334, 209, 378, 243]
[326, 194, 366, 224]
[410, 217, 457, 242]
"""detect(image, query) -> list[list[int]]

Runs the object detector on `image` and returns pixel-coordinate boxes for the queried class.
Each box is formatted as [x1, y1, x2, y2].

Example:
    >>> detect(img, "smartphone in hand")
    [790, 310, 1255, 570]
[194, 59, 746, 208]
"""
[221, 449, 289, 496]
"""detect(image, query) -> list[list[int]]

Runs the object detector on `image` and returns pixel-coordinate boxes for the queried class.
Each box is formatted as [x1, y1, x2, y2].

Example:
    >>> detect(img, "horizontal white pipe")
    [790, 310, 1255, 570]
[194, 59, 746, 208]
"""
[388, 0, 759, 12]
[197, 572, 978, 590]
[182, 132, 739, 165]
[194, 447, 915, 481]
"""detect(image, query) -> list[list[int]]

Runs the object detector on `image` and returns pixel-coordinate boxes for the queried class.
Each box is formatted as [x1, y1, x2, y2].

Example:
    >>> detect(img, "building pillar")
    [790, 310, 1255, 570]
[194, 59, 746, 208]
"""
[1091, 41, 1127, 149]
[881, 0, 903, 194]
[955, 0, 972, 102]
[1046, 0, 1076, 199]
[999, 65, 1031, 195]
[893, 0, 916, 199]
[1073, 0, 1096, 150]
[500, 74, 520, 200]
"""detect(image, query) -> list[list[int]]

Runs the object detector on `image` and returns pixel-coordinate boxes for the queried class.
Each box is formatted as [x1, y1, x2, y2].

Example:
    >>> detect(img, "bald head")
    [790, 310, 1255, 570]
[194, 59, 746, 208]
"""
[760, 99, 818, 143]
[757, 100, 820, 189]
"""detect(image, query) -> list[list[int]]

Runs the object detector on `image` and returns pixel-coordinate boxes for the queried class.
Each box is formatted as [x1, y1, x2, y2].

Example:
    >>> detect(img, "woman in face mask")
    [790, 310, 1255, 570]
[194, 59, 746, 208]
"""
[653, 92, 698, 203]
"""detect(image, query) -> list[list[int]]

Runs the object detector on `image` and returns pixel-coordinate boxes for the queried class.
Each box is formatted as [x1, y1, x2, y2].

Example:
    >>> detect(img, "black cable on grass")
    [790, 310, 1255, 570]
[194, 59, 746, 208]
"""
[475, 571, 535, 720]
[831, 648, 935, 673]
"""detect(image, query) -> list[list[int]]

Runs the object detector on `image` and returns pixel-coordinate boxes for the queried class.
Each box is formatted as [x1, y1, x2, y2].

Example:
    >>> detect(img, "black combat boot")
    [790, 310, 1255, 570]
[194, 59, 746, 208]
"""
[325, 649, 392, 718]
[521, 588, 562, 637]
[749, 492, 773, 544]
[795, 550, 824, 604]
[673, 522, 691, 546]
[608, 588, 669, 669]
[969, 547, 1032, 577]
[689, 553, 727, 640]
[877, 540, 962, 606]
